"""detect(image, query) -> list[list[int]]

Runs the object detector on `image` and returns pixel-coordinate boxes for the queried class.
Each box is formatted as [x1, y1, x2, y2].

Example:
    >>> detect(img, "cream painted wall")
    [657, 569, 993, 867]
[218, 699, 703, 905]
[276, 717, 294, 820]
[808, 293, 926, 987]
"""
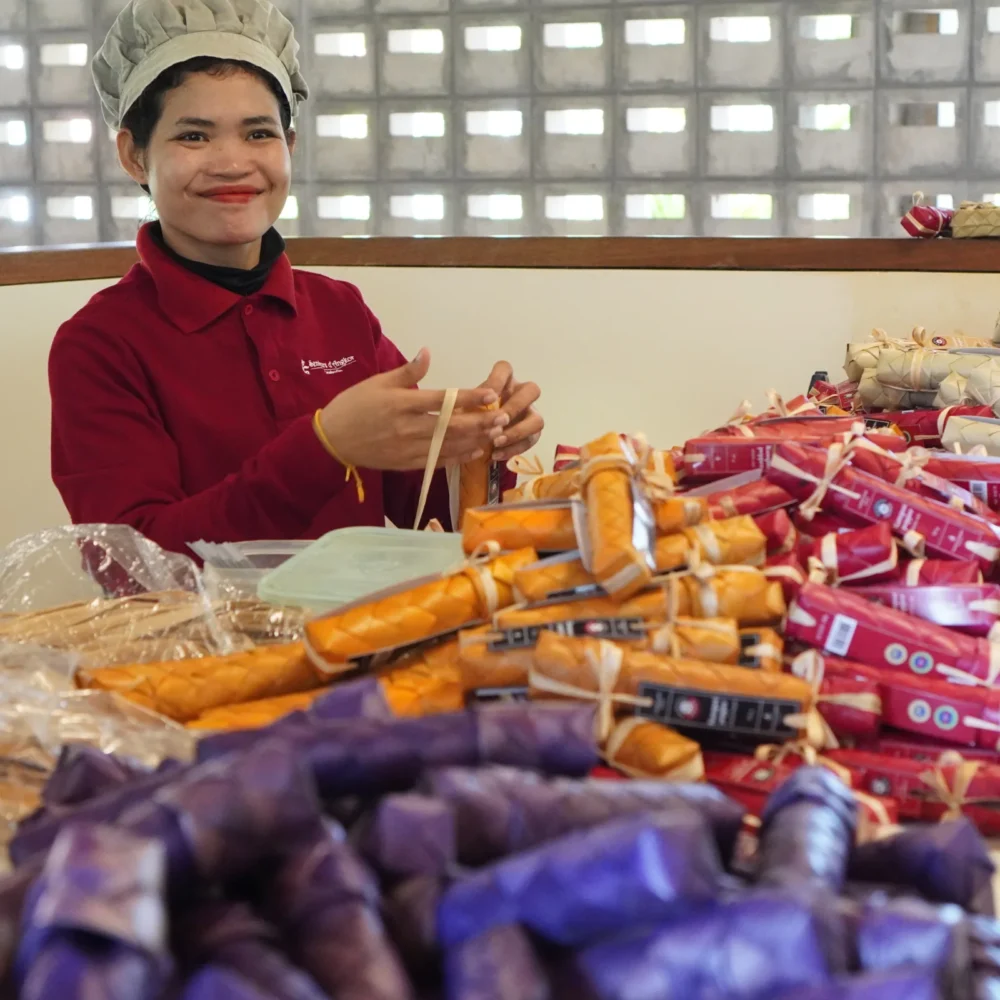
[2, 264, 999, 549]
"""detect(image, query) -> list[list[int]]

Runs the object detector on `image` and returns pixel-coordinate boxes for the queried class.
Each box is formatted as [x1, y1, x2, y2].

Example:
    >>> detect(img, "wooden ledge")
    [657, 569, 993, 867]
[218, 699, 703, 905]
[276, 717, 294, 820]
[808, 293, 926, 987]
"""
[2, 237, 1000, 286]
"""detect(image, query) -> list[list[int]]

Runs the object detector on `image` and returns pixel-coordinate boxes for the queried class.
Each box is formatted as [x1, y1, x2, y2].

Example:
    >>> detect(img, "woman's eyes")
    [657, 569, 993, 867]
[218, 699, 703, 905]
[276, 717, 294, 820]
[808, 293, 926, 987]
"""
[172, 130, 279, 143]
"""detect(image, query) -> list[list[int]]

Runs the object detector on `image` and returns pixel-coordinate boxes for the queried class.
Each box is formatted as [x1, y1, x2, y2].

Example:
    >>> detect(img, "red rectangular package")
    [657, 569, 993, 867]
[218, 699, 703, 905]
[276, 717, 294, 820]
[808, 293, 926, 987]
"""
[705, 475, 797, 519]
[918, 452, 1000, 511]
[766, 440, 1000, 571]
[808, 523, 898, 584]
[870, 407, 993, 448]
[705, 754, 898, 830]
[871, 731, 1000, 764]
[844, 583, 1000, 637]
[762, 552, 807, 602]
[786, 582, 994, 684]
[884, 559, 983, 586]
[809, 379, 858, 411]
[788, 651, 882, 741]
[754, 509, 797, 555]
[825, 749, 1000, 832]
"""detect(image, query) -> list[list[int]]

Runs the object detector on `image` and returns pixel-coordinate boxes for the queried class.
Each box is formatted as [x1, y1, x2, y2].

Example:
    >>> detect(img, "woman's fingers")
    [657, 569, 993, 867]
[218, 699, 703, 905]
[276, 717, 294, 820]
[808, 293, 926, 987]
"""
[493, 409, 545, 461]
[403, 387, 500, 414]
[482, 360, 514, 397]
[497, 380, 541, 424]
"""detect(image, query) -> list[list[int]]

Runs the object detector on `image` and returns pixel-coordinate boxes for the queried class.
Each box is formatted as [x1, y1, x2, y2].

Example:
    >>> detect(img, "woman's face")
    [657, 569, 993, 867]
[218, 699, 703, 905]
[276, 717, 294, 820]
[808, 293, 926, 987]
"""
[119, 69, 295, 262]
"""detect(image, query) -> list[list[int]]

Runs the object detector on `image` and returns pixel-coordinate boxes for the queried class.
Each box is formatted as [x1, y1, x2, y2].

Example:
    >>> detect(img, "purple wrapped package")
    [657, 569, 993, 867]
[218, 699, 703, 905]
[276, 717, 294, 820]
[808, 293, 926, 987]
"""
[42, 745, 150, 807]
[848, 819, 995, 916]
[122, 739, 322, 887]
[265, 824, 413, 1000]
[437, 808, 722, 948]
[11, 765, 186, 867]
[757, 766, 857, 894]
[444, 924, 551, 1000]
[196, 678, 393, 761]
[776, 968, 943, 999]
[181, 966, 271, 1000]
[474, 704, 597, 776]
[383, 875, 444, 976]
[175, 898, 327, 1000]
[16, 823, 170, 1000]
[855, 898, 970, 1000]
[0, 864, 40, 989]
[969, 916, 1000, 1000]
[360, 794, 457, 878]
[421, 765, 746, 866]
[566, 891, 832, 999]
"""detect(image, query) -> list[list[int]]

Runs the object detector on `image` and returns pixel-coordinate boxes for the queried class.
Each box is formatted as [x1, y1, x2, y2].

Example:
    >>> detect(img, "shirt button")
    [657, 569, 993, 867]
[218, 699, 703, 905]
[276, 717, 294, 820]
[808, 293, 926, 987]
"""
[269, 369, 281, 382]
[244, 304, 254, 316]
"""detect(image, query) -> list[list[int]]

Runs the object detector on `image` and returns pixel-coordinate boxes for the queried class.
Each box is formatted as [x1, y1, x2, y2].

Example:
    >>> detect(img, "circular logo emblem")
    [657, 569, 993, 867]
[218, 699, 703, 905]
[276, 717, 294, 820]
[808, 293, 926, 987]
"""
[677, 697, 702, 721]
[934, 705, 960, 731]
[583, 621, 608, 635]
[873, 499, 894, 520]
[870, 777, 892, 796]
[885, 643, 908, 666]
[909, 651, 935, 675]
[752, 767, 773, 782]
[932, 336, 947, 347]
[907, 698, 932, 724]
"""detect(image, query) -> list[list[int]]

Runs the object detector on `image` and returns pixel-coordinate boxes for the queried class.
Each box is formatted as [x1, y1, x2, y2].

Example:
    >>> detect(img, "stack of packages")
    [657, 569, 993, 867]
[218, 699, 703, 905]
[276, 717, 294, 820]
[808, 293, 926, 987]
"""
[5, 698, 1000, 998]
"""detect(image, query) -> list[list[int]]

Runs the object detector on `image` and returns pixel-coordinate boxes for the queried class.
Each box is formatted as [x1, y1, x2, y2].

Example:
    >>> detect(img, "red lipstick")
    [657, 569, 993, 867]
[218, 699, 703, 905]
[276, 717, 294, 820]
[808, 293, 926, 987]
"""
[201, 186, 261, 204]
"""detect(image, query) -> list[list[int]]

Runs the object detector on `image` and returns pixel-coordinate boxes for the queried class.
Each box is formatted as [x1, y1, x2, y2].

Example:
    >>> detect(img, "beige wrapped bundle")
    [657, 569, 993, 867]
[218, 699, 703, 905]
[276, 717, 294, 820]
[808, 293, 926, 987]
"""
[934, 372, 970, 408]
[857, 370, 935, 411]
[844, 332, 908, 383]
[965, 361, 1000, 416]
[876, 347, 999, 393]
[911, 328, 994, 350]
[941, 415, 1000, 456]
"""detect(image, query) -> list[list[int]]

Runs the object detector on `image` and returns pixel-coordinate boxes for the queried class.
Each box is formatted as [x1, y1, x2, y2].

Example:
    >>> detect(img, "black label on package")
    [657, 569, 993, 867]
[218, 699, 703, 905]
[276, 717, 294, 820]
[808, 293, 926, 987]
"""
[636, 682, 800, 740]
[547, 584, 607, 601]
[467, 686, 530, 704]
[487, 462, 502, 506]
[488, 617, 646, 652]
[738, 632, 762, 668]
[864, 418, 893, 431]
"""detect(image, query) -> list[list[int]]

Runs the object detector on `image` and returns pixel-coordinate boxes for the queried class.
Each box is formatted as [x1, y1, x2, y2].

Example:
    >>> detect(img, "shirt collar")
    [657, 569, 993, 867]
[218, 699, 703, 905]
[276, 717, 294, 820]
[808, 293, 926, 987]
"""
[136, 223, 298, 334]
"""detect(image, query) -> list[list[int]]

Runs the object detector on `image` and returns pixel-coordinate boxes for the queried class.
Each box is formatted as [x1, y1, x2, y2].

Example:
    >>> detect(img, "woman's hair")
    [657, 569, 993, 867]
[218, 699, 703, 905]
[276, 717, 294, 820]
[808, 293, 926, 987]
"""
[120, 56, 293, 150]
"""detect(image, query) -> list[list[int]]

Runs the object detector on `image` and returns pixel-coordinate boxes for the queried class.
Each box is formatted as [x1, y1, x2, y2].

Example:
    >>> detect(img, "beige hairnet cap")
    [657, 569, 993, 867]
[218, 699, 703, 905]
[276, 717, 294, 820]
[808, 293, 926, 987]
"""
[93, 0, 310, 129]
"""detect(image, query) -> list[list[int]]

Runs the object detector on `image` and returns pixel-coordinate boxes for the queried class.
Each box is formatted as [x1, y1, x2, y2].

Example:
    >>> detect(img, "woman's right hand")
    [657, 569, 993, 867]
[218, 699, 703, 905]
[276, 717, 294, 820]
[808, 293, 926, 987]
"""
[318, 348, 504, 471]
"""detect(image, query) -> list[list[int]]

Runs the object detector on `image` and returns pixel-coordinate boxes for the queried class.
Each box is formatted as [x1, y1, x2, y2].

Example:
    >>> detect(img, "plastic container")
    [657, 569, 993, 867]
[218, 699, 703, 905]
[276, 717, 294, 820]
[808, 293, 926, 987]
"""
[192, 541, 312, 603]
[256, 527, 465, 612]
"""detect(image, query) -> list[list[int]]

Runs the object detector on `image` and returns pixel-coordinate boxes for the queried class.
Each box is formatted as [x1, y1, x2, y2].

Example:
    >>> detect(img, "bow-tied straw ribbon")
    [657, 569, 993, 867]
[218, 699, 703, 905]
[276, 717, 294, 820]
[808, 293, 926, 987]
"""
[725, 399, 756, 432]
[505, 453, 550, 501]
[766, 435, 860, 523]
[753, 733, 896, 834]
[765, 389, 817, 419]
[630, 432, 676, 500]
[447, 541, 508, 618]
[527, 639, 652, 743]
[789, 650, 883, 751]
[602, 716, 706, 781]
[917, 757, 994, 822]
[650, 549, 764, 620]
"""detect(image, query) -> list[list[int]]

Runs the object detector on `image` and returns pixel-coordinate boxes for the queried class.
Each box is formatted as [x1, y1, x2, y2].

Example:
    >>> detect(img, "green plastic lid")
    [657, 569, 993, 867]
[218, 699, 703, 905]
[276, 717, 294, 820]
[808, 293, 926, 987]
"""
[256, 527, 465, 612]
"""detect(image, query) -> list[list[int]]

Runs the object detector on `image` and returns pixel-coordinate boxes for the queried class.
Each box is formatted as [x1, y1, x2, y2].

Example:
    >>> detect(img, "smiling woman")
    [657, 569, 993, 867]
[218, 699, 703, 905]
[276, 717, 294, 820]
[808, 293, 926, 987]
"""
[46, 0, 543, 555]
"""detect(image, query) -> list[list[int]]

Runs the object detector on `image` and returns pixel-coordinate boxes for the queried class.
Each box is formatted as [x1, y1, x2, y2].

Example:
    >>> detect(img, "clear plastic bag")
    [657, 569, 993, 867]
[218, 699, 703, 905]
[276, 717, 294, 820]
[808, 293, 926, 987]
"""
[0, 525, 304, 666]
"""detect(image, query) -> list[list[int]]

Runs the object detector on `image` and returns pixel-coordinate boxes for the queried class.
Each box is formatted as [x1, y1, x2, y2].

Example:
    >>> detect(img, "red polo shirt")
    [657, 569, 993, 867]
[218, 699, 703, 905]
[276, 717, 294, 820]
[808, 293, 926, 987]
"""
[49, 224, 455, 554]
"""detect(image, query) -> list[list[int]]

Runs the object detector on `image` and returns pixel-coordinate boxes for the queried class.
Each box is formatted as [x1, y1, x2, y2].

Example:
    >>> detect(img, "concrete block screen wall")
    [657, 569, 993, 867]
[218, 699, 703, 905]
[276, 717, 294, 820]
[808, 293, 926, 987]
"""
[1, 0, 999, 244]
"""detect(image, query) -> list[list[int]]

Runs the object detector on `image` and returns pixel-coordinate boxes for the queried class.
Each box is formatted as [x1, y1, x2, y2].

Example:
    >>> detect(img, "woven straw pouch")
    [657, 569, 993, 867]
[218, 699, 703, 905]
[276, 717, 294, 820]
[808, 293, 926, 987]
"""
[952, 201, 1000, 239]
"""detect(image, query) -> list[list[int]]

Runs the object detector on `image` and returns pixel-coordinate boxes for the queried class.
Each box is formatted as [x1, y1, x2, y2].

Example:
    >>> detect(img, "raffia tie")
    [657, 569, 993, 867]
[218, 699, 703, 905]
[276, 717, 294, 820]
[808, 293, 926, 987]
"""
[768, 437, 860, 522]
[631, 432, 676, 500]
[450, 541, 506, 616]
[766, 389, 817, 418]
[652, 551, 763, 619]
[919, 759, 985, 821]
[528, 639, 651, 742]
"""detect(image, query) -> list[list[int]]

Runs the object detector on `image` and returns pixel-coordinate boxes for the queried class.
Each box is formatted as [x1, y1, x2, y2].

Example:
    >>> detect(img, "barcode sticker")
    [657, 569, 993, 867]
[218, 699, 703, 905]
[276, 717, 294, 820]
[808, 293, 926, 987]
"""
[825, 614, 857, 656]
[970, 481, 988, 502]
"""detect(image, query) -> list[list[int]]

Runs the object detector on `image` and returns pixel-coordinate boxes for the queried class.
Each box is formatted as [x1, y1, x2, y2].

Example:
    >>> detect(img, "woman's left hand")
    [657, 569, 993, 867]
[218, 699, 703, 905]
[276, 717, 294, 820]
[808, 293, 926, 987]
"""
[481, 361, 543, 463]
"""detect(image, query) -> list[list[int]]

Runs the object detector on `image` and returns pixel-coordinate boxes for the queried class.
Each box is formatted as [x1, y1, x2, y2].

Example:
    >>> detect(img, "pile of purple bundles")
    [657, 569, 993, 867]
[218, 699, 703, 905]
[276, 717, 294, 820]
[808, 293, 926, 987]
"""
[1, 692, 998, 1000]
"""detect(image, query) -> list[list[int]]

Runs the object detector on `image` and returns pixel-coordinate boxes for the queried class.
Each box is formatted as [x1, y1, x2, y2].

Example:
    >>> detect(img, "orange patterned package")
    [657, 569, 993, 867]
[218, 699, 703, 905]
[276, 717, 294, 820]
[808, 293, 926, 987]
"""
[491, 601, 741, 663]
[578, 432, 656, 600]
[461, 502, 578, 555]
[636, 567, 786, 626]
[530, 633, 817, 745]
[304, 547, 538, 676]
[78, 641, 320, 723]
[653, 496, 708, 534]
[377, 640, 465, 717]
[188, 688, 330, 731]
[457, 625, 535, 695]
[512, 552, 601, 604]
[503, 461, 580, 504]
[654, 516, 767, 573]
[456, 400, 502, 518]
[738, 627, 784, 672]
[603, 717, 704, 780]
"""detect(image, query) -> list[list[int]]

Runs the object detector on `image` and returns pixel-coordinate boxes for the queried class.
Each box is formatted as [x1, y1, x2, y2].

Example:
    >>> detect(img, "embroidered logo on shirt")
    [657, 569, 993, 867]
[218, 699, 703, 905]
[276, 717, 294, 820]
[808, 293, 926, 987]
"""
[301, 356, 356, 376]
